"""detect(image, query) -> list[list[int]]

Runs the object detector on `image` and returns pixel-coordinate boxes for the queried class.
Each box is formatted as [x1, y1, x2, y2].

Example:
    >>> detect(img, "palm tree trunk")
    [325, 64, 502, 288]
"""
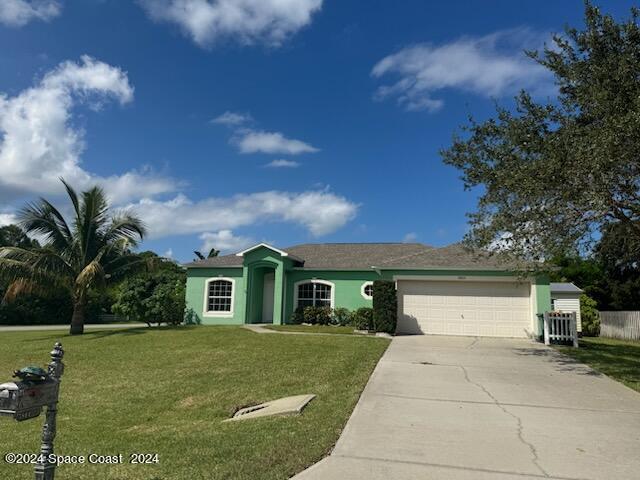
[70, 300, 85, 335]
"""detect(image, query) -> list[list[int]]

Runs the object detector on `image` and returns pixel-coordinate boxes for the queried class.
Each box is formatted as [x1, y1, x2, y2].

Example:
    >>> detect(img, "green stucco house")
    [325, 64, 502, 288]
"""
[184, 242, 551, 338]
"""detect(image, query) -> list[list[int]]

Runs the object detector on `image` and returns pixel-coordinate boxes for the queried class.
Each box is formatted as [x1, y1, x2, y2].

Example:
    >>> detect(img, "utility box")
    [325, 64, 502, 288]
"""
[0, 378, 59, 422]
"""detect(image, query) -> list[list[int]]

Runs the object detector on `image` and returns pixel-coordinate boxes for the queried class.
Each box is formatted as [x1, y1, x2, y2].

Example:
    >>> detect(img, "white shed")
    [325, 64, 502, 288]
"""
[550, 283, 584, 332]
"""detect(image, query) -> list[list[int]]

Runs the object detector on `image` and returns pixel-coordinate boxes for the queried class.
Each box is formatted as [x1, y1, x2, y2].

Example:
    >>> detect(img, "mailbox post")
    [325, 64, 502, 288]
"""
[0, 342, 65, 480]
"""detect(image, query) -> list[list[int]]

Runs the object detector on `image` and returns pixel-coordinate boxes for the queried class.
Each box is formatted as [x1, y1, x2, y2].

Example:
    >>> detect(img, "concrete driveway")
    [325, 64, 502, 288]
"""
[295, 335, 640, 480]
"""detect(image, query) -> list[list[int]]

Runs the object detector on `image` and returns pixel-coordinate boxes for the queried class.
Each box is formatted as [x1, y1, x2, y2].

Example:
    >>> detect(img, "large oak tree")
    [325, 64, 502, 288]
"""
[442, 2, 640, 262]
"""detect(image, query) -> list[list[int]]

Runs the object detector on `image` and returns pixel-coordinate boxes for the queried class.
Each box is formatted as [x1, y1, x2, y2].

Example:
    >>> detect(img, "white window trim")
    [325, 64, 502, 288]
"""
[361, 281, 374, 300]
[203, 277, 235, 317]
[293, 279, 335, 309]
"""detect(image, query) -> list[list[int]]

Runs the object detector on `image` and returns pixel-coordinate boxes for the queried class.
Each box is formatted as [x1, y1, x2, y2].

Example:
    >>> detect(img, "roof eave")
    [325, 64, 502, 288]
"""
[183, 264, 243, 269]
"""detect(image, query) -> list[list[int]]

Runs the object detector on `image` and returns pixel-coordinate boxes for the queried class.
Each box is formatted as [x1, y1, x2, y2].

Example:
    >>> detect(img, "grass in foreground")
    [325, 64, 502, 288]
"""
[264, 324, 355, 335]
[557, 336, 640, 392]
[0, 326, 388, 480]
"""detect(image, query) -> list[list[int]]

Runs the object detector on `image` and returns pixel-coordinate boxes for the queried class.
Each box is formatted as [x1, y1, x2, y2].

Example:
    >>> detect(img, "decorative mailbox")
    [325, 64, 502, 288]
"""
[0, 378, 60, 421]
[0, 342, 64, 480]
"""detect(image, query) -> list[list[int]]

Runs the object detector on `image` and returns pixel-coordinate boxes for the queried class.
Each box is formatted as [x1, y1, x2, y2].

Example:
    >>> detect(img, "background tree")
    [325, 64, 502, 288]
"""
[112, 266, 186, 326]
[550, 221, 640, 310]
[441, 2, 640, 262]
[0, 225, 40, 249]
[593, 221, 640, 309]
[0, 180, 146, 334]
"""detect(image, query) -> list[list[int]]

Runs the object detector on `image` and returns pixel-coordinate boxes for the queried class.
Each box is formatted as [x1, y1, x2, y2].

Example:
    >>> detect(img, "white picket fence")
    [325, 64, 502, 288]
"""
[599, 311, 640, 341]
[544, 312, 578, 347]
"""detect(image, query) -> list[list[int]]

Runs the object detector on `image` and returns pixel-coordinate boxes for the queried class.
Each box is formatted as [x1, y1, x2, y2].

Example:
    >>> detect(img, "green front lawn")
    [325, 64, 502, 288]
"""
[264, 325, 356, 335]
[557, 337, 640, 392]
[0, 326, 389, 480]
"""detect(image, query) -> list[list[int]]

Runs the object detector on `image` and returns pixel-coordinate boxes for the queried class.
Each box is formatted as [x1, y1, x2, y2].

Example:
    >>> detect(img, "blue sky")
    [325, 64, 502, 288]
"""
[0, 0, 635, 262]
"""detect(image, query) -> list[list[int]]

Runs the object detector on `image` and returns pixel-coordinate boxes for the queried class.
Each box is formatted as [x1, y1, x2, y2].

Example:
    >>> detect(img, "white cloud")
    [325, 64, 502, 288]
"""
[0, 212, 18, 227]
[211, 110, 252, 126]
[0, 55, 178, 204]
[372, 29, 552, 112]
[402, 232, 418, 243]
[234, 129, 318, 155]
[125, 189, 358, 239]
[199, 229, 253, 253]
[163, 248, 173, 258]
[265, 159, 300, 168]
[0, 0, 61, 27]
[139, 0, 323, 48]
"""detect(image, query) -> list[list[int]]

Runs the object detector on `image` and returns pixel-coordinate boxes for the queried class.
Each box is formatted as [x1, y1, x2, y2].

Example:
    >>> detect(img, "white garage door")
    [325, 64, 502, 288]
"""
[397, 280, 532, 338]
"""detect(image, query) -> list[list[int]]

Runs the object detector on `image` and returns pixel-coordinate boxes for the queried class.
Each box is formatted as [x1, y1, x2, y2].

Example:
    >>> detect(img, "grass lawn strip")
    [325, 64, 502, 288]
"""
[263, 325, 356, 335]
[556, 336, 640, 393]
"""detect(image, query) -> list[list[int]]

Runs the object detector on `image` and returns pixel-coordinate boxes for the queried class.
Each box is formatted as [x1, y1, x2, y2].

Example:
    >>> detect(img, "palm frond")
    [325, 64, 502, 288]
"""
[18, 200, 72, 252]
[3, 278, 37, 303]
[61, 177, 81, 219]
[103, 252, 154, 281]
[103, 213, 147, 245]
[75, 259, 106, 292]
[77, 185, 110, 264]
[0, 247, 74, 287]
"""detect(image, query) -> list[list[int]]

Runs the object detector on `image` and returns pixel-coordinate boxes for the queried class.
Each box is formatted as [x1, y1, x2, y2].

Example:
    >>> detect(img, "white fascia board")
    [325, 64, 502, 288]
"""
[235, 243, 289, 258]
[393, 274, 533, 283]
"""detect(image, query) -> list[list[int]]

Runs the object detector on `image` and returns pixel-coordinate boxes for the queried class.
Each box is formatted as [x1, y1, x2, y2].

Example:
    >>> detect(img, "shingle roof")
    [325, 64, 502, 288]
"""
[183, 254, 244, 268]
[184, 242, 521, 271]
[283, 243, 430, 269]
[550, 282, 584, 293]
[375, 243, 521, 270]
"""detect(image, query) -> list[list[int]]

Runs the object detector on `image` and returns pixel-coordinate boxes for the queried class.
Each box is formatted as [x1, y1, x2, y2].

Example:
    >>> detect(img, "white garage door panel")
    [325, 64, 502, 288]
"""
[397, 280, 531, 338]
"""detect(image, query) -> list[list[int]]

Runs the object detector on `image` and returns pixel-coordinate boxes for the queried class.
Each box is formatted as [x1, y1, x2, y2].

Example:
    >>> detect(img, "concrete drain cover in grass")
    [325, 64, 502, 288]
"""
[226, 394, 316, 422]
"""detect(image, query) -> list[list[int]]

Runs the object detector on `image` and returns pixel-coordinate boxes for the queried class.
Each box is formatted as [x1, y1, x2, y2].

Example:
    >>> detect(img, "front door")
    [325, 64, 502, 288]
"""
[262, 273, 275, 323]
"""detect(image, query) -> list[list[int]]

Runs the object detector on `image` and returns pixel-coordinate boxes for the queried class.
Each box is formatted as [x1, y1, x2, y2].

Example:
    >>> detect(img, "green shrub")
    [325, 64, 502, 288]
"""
[373, 280, 397, 334]
[332, 307, 352, 326]
[0, 291, 72, 326]
[112, 270, 186, 326]
[290, 306, 305, 324]
[302, 305, 332, 325]
[184, 308, 201, 325]
[580, 293, 600, 336]
[352, 307, 374, 331]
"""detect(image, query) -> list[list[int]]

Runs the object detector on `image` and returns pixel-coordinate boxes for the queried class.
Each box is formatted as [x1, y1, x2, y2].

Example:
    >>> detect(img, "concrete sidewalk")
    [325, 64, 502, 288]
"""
[294, 335, 640, 480]
[0, 323, 147, 332]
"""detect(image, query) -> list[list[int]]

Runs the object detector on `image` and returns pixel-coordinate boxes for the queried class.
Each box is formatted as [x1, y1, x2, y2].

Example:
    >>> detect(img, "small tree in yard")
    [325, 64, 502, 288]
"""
[441, 3, 640, 263]
[113, 269, 186, 326]
[580, 293, 600, 336]
[373, 280, 397, 334]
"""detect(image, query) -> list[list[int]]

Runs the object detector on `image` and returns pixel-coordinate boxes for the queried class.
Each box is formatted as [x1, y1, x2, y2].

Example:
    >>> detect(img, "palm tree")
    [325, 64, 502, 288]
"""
[0, 180, 147, 335]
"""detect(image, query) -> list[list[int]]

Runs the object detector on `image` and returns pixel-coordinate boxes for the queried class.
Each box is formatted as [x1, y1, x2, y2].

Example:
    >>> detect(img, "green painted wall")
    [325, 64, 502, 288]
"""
[242, 247, 292, 325]
[534, 275, 552, 336]
[284, 270, 380, 322]
[187, 258, 553, 330]
[185, 268, 245, 325]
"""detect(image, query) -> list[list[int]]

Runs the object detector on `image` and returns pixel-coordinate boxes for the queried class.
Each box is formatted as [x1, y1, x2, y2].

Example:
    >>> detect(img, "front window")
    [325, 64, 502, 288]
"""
[207, 279, 233, 313]
[297, 281, 332, 308]
[361, 282, 374, 299]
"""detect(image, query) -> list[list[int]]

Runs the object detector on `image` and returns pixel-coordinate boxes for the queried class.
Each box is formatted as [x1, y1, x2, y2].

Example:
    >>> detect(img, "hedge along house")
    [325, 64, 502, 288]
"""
[184, 243, 552, 339]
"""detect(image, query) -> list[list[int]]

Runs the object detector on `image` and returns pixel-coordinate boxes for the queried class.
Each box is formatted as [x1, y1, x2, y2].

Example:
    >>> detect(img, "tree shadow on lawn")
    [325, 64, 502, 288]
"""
[559, 339, 640, 388]
[512, 346, 603, 377]
[81, 325, 202, 340]
[15, 327, 154, 343]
